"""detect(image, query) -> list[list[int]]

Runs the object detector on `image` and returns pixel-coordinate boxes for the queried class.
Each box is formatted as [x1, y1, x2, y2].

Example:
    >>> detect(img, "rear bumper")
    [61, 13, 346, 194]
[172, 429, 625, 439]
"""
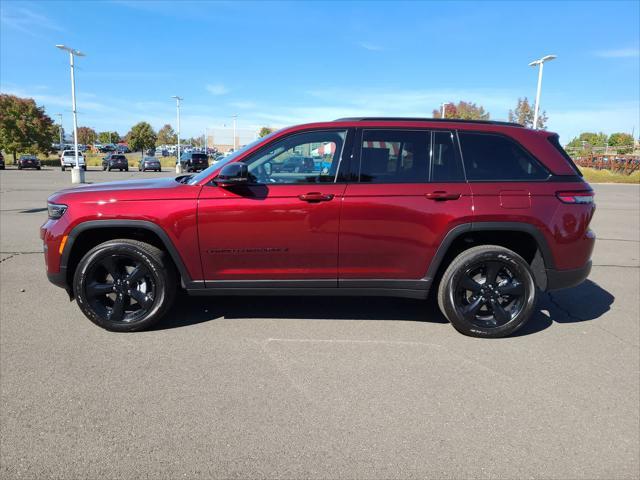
[545, 260, 592, 291]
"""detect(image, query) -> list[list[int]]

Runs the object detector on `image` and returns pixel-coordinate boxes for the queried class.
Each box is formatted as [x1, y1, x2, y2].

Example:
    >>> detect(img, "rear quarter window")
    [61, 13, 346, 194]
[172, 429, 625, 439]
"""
[458, 132, 549, 181]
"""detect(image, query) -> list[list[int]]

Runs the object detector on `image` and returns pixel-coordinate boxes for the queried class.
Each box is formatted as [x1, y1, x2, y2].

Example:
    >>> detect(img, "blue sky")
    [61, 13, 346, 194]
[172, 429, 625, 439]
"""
[1, 0, 638, 143]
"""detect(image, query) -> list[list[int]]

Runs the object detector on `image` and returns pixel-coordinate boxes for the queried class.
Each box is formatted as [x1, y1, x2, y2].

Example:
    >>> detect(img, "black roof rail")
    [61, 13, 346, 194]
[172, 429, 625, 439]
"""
[333, 117, 524, 127]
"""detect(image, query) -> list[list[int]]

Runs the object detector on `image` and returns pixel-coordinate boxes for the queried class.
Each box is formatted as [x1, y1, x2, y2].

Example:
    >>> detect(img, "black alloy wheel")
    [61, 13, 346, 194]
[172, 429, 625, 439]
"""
[73, 239, 176, 331]
[453, 260, 526, 329]
[438, 245, 537, 338]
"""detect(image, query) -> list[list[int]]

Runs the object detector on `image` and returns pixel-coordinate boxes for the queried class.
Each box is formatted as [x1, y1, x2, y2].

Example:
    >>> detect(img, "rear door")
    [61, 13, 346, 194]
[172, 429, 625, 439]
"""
[338, 128, 473, 284]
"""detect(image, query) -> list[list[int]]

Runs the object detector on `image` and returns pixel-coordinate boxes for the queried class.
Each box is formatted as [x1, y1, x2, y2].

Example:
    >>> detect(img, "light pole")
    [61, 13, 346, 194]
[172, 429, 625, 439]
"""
[56, 44, 85, 183]
[529, 54, 556, 129]
[232, 114, 238, 151]
[440, 102, 451, 118]
[171, 96, 183, 173]
[55, 113, 63, 155]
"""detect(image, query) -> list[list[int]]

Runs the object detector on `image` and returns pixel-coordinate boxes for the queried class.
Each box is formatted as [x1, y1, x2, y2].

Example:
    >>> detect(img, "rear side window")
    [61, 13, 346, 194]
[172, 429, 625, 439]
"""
[359, 130, 429, 183]
[431, 131, 464, 182]
[459, 132, 549, 181]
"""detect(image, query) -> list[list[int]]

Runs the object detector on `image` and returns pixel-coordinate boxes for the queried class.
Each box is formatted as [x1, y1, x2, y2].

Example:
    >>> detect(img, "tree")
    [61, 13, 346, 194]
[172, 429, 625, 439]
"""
[567, 132, 608, 149]
[77, 126, 97, 145]
[97, 131, 120, 144]
[432, 101, 490, 120]
[0, 94, 57, 161]
[508, 97, 547, 129]
[259, 126, 274, 137]
[156, 124, 177, 145]
[126, 122, 157, 153]
[608, 132, 634, 154]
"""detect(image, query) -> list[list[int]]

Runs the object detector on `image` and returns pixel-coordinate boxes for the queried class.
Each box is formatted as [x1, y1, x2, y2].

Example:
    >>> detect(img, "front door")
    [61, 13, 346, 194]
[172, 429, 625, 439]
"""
[339, 129, 473, 283]
[197, 129, 350, 285]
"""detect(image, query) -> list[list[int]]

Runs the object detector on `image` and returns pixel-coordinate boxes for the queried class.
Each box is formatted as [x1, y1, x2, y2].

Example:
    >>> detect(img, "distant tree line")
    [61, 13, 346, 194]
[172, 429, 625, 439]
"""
[566, 132, 635, 154]
[2, 93, 635, 160]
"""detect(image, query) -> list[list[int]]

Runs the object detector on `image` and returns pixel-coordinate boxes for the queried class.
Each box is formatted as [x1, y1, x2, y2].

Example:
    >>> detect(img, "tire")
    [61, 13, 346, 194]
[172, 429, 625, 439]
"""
[125, 167, 129, 172]
[437, 245, 537, 338]
[108, 166, 112, 172]
[83, 165, 87, 171]
[37, 166, 41, 170]
[17, 165, 22, 170]
[61, 166, 66, 171]
[73, 239, 177, 332]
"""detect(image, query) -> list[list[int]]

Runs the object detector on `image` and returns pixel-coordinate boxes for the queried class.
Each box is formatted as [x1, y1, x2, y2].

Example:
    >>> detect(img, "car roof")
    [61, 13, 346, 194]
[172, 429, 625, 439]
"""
[333, 116, 523, 127]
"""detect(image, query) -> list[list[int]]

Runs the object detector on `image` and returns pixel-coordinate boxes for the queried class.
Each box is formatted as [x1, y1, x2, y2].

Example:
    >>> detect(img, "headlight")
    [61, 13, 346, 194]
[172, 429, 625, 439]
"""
[47, 203, 68, 219]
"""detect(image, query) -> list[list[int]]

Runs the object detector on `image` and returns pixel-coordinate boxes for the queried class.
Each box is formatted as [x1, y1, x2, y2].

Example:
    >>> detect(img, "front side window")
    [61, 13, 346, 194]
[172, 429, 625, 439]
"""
[459, 132, 549, 181]
[359, 130, 429, 183]
[244, 130, 347, 184]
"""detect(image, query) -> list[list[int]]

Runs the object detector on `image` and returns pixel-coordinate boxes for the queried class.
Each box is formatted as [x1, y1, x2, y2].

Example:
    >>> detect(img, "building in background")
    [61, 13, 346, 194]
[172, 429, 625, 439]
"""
[206, 127, 257, 153]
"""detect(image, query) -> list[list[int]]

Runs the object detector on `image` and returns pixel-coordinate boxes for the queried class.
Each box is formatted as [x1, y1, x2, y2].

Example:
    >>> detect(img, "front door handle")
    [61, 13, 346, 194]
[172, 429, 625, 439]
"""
[298, 192, 335, 202]
[425, 191, 461, 201]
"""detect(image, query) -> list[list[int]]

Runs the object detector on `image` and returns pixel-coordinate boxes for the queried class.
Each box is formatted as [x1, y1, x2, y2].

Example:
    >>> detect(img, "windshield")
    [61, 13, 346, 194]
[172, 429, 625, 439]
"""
[187, 133, 277, 185]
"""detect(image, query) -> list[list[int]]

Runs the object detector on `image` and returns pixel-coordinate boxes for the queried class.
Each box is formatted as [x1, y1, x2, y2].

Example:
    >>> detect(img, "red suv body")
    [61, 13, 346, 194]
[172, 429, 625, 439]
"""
[41, 118, 595, 337]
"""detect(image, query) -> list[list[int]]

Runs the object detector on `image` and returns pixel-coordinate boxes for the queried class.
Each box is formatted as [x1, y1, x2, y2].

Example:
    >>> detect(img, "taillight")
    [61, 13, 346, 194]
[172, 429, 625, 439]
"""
[556, 190, 594, 204]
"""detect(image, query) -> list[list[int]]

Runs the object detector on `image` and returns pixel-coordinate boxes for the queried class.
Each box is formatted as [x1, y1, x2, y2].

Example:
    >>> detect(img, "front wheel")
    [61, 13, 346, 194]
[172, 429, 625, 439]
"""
[437, 245, 537, 338]
[61, 166, 65, 171]
[73, 239, 177, 332]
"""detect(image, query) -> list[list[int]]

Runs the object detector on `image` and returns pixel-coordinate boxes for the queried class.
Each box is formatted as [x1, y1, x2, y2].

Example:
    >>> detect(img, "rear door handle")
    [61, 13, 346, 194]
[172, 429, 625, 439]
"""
[298, 192, 335, 202]
[425, 191, 461, 201]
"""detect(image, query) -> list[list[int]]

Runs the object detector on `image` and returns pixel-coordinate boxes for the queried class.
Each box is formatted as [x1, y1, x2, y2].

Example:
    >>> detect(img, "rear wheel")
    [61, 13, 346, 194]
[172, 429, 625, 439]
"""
[437, 245, 537, 338]
[61, 165, 66, 171]
[73, 239, 176, 332]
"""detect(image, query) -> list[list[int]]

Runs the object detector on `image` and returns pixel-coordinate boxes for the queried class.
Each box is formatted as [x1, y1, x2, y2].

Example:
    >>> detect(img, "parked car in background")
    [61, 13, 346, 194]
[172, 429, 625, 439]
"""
[60, 150, 86, 171]
[116, 145, 130, 154]
[273, 156, 315, 173]
[99, 144, 116, 153]
[102, 153, 129, 171]
[145, 148, 156, 156]
[17, 155, 41, 170]
[178, 152, 209, 172]
[0, 152, 5, 170]
[138, 156, 161, 172]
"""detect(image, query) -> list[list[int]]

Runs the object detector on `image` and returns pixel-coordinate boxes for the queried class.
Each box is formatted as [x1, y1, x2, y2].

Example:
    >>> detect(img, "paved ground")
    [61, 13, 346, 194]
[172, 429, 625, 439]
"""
[1, 167, 638, 479]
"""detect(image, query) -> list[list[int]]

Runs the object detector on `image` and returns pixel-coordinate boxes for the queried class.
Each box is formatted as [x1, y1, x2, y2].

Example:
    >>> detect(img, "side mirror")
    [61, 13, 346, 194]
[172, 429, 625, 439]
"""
[215, 162, 250, 186]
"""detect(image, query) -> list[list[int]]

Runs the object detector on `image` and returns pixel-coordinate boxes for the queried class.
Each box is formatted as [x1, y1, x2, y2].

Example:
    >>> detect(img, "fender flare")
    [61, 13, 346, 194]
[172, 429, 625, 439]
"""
[424, 222, 555, 289]
[60, 220, 195, 286]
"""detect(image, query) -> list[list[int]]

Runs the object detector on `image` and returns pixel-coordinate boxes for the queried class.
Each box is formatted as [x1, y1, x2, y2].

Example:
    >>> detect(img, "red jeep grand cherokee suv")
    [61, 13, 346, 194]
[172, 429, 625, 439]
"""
[41, 118, 595, 337]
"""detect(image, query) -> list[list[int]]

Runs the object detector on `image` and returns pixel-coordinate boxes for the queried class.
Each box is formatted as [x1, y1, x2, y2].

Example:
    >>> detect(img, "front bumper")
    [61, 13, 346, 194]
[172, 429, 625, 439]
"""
[545, 260, 592, 291]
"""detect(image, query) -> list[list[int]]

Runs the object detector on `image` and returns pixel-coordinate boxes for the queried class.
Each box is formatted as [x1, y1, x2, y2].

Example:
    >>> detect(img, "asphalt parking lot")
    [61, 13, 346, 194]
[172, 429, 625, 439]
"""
[1, 167, 638, 479]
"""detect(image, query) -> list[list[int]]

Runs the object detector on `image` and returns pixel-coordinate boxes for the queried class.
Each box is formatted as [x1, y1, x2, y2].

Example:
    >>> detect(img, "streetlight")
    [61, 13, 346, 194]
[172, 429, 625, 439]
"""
[55, 113, 63, 156]
[529, 54, 557, 129]
[440, 102, 451, 118]
[232, 114, 238, 151]
[55, 44, 85, 184]
[171, 96, 183, 173]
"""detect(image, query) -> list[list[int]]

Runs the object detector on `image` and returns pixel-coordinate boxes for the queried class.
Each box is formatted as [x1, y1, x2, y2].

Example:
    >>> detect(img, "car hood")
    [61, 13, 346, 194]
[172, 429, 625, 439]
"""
[48, 177, 196, 203]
